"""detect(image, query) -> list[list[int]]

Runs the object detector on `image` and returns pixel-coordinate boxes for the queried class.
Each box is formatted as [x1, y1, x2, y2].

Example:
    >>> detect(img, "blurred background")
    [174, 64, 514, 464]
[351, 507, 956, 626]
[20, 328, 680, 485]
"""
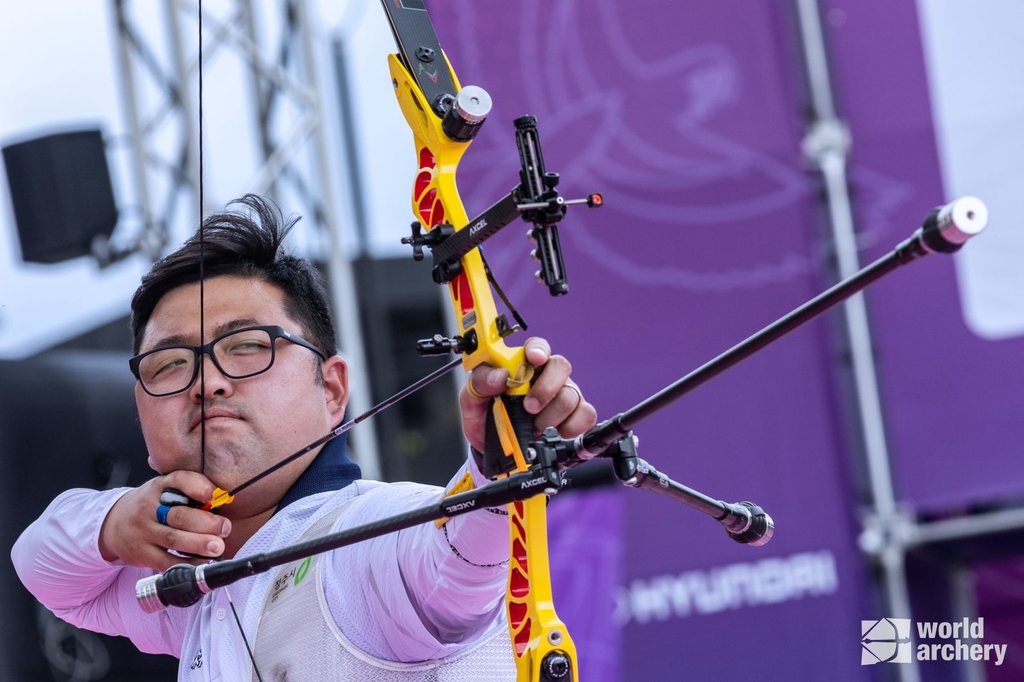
[2, 1, 1022, 680]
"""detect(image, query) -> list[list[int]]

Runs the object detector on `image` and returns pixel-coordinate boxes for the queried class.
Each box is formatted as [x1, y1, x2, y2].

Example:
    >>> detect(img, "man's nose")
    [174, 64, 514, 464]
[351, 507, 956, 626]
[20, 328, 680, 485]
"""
[189, 353, 234, 403]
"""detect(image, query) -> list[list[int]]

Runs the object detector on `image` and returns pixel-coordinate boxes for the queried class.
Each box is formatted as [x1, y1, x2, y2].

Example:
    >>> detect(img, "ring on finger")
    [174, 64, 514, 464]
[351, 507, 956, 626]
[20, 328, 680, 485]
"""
[156, 503, 173, 526]
[564, 381, 583, 408]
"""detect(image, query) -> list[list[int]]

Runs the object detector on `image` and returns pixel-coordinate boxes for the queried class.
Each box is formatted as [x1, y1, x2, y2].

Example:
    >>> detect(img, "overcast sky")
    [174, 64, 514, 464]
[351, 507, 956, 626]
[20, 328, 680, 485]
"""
[0, 0, 414, 359]
[2, 1, 1022, 359]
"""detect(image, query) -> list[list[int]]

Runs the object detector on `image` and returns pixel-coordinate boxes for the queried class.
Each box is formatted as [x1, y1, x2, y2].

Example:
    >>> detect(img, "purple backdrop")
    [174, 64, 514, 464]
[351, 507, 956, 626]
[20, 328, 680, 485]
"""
[423, 0, 1019, 678]
[822, 0, 1024, 512]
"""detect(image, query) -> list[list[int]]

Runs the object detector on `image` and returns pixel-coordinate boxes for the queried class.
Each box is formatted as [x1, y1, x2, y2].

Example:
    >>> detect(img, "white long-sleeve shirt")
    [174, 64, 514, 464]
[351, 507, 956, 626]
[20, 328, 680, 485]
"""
[12, 459, 512, 680]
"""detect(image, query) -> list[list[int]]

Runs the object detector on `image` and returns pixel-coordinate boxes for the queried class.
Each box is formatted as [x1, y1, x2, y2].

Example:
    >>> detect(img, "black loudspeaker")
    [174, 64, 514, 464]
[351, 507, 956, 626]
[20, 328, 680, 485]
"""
[352, 256, 466, 487]
[0, 352, 177, 681]
[2, 129, 118, 263]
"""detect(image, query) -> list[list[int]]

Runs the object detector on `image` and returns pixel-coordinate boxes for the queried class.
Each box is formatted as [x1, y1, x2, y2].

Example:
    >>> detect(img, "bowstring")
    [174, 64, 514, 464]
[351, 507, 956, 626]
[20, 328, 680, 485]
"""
[226, 586, 265, 682]
[197, 4, 263, 680]
[198, 0, 206, 476]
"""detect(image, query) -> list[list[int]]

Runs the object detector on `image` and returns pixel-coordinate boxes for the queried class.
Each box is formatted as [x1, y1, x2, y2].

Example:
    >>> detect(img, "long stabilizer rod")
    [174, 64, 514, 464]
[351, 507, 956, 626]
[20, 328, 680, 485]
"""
[577, 197, 988, 456]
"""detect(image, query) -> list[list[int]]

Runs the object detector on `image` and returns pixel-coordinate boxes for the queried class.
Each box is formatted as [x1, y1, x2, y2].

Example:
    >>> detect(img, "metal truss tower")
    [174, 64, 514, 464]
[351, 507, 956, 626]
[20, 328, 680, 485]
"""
[110, 0, 382, 479]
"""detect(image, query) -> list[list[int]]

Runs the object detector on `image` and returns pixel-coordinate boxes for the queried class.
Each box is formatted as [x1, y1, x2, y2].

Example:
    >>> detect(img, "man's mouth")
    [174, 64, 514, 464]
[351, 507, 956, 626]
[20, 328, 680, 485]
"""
[190, 409, 241, 430]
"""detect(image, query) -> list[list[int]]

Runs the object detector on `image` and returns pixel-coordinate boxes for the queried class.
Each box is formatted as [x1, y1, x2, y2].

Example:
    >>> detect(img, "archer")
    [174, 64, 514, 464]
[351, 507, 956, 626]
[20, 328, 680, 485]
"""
[13, 195, 596, 680]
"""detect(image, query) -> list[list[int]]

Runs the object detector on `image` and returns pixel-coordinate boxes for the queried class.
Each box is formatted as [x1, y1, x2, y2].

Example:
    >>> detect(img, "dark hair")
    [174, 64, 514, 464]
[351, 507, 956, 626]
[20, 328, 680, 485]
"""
[130, 195, 337, 359]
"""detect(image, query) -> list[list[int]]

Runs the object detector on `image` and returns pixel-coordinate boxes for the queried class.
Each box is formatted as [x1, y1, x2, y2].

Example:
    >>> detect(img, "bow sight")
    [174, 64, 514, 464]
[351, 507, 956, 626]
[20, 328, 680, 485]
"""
[401, 113, 603, 296]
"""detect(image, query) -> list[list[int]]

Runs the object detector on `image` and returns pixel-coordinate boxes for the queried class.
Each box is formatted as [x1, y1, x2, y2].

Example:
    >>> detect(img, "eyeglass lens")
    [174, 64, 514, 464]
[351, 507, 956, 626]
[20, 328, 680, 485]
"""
[139, 328, 276, 395]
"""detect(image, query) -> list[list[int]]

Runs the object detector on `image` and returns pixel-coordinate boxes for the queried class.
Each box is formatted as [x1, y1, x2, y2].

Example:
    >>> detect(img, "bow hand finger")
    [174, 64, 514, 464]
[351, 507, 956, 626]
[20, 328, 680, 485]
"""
[460, 363, 511, 454]
[522, 338, 597, 439]
[532, 379, 597, 440]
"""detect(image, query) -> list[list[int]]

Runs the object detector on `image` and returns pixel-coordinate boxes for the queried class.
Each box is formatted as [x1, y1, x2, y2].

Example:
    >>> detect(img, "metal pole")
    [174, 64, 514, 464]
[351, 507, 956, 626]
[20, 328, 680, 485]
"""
[163, 0, 201, 212]
[294, 0, 382, 480]
[950, 565, 987, 682]
[239, 0, 279, 202]
[793, 2, 919, 680]
[112, 0, 158, 242]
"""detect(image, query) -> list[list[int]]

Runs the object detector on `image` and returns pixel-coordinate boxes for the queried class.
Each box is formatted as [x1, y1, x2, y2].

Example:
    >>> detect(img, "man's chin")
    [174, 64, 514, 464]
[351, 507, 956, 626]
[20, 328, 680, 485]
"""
[201, 452, 262, 490]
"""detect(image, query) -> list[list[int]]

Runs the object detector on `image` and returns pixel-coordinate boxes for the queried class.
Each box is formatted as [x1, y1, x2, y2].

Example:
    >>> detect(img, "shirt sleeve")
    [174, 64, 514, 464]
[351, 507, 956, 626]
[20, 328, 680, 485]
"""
[11, 487, 188, 657]
[324, 454, 511, 662]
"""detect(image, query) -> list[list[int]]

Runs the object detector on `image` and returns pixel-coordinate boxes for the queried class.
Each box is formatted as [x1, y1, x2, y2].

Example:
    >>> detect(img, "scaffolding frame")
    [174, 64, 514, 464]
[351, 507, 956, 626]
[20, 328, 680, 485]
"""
[795, 1, 1024, 680]
[110, 0, 381, 478]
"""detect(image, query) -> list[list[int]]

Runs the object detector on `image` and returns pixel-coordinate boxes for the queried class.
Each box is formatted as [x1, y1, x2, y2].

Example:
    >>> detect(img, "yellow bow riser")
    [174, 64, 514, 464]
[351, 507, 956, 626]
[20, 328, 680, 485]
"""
[388, 53, 580, 681]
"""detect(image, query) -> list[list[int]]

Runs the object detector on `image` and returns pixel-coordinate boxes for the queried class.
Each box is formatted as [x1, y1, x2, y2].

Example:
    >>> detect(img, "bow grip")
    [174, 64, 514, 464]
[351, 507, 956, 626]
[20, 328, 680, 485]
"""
[482, 393, 535, 479]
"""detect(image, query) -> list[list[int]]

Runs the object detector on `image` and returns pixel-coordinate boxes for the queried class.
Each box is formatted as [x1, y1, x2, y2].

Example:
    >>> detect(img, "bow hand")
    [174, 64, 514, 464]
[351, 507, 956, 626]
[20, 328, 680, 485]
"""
[461, 337, 596, 478]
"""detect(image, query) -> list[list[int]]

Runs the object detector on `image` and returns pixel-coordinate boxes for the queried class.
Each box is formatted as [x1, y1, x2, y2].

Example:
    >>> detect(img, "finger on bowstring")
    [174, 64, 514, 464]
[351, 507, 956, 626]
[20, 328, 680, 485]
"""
[149, 548, 207, 573]
[166, 504, 232, 539]
[154, 520, 226, 560]
[160, 469, 220, 507]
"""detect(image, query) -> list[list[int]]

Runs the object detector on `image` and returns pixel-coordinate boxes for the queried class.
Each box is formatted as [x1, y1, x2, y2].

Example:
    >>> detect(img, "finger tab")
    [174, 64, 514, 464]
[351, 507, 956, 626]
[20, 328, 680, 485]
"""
[160, 488, 202, 508]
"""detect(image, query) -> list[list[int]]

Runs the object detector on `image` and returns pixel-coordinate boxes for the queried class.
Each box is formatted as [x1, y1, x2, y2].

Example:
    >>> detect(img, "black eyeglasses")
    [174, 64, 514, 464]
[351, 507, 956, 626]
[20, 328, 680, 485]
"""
[129, 325, 327, 397]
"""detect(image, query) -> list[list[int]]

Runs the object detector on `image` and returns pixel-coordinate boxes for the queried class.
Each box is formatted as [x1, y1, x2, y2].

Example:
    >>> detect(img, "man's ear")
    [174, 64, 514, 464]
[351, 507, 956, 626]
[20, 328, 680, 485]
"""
[321, 356, 349, 421]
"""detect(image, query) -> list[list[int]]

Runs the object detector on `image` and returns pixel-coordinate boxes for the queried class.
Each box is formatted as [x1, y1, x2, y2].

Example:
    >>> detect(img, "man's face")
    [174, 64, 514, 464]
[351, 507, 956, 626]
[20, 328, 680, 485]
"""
[135, 275, 348, 512]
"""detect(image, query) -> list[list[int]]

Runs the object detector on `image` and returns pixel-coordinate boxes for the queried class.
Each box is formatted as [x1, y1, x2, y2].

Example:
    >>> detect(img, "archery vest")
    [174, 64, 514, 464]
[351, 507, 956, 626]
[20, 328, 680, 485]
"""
[249, 499, 516, 681]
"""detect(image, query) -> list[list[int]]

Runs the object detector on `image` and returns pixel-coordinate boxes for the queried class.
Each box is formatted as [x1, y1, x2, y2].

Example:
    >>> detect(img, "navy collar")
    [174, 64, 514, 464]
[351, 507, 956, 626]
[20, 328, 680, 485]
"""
[274, 431, 362, 514]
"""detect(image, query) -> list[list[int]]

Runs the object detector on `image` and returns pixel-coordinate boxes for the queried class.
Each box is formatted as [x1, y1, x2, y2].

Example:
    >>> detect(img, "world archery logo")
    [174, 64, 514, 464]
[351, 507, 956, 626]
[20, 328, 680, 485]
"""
[862, 618, 912, 664]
